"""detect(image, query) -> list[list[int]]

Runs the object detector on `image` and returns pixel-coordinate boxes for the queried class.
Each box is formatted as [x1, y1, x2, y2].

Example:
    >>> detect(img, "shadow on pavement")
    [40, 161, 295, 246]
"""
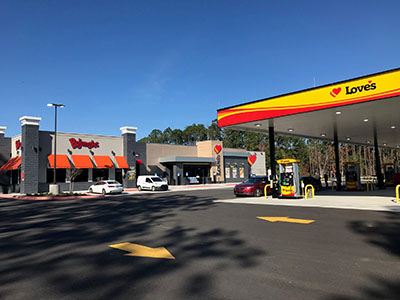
[324, 211, 400, 300]
[0, 193, 265, 300]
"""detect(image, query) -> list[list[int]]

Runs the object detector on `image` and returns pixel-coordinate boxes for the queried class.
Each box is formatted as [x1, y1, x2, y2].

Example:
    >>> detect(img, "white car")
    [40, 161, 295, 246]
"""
[89, 180, 124, 195]
[137, 175, 168, 191]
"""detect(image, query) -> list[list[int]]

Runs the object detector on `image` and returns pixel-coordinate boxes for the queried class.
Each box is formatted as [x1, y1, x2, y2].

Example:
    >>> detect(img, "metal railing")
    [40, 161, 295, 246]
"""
[366, 181, 374, 192]
[264, 184, 271, 199]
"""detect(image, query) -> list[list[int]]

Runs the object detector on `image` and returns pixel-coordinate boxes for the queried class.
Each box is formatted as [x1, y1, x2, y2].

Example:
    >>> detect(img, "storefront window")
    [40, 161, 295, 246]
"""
[239, 167, 245, 178]
[46, 169, 67, 183]
[232, 168, 238, 178]
[225, 167, 230, 179]
[74, 169, 89, 182]
[115, 169, 123, 184]
[93, 169, 109, 182]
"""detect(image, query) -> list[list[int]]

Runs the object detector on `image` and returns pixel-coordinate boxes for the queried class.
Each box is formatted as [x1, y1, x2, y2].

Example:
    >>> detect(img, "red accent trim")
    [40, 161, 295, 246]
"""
[93, 156, 114, 168]
[0, 157, 21, 171]
[70, 155, 94, 168]
[218, 90, 400, 127]
[115, 156, 129, 169]
[48, 154, 71, 169]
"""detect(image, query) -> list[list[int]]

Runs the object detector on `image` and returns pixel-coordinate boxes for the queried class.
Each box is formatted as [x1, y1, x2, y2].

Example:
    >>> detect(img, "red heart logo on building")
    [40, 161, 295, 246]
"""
[214, 145, 222, 154]
[248, 155, 257, 166]
[330, 87, 341, 98]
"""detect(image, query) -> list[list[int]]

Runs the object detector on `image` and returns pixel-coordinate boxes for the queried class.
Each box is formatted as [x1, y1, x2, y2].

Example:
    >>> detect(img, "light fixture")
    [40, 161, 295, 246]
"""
[391, 125, 396, 129]
[383, 143, 387, 146]
[320, 133, 326, 137]
[255, 123, 262, 127]
[47, 103, 65, 108]
[346, 137, 351, 141]
[366, 140, 371, 144]
[287, 128, 294, 132]
[363, 118, 369, 122]
[47, 102, 65, 186]
[335, 111, 341, 115]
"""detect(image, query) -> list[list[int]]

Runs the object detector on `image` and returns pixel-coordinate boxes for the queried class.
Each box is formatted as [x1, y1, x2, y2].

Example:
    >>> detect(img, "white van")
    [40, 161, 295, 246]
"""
[137, 175, 168, 191]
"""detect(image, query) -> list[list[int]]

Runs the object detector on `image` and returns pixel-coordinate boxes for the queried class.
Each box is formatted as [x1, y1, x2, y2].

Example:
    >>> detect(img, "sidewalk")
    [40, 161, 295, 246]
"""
[124, 183, 236, 193]
[216, 188, 400, 212]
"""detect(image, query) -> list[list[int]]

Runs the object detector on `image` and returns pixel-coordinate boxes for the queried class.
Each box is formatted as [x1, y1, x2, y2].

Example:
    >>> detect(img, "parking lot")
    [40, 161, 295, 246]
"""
[1, 188, 400, 300]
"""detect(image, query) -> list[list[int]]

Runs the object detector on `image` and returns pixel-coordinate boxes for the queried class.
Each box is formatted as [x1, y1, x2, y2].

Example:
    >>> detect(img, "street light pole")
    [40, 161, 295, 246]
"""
[47, 103, 65, 189]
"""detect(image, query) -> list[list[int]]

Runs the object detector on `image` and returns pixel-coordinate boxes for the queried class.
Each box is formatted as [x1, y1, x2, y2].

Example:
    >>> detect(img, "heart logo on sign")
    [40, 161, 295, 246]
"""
[248, 155, 257, 166]
[330, 87, 341, 98]
[214, 145, 222, 154]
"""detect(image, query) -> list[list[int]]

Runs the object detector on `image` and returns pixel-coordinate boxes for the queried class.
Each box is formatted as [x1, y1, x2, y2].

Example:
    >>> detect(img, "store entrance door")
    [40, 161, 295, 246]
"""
[183, 164, 210, 184]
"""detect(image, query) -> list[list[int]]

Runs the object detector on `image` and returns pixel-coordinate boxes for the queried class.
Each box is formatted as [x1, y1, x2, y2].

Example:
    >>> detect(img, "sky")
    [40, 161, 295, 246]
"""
[1, 0, 400, 140]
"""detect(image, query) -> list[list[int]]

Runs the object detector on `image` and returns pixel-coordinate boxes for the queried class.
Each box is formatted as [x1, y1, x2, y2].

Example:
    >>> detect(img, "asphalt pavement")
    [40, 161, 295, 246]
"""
[0, 188, 399, 300]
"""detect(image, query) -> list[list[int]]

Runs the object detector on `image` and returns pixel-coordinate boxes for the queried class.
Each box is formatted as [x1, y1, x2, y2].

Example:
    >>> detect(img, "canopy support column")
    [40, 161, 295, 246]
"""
[373, 126, 385, 189]
[269, 126, 278, 198]
[333, 126, 342, 191]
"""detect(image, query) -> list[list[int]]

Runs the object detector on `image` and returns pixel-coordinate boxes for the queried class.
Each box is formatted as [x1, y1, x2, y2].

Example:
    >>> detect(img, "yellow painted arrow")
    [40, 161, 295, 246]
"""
[109, 242, 175, 259]
[257, 216, 315, 224]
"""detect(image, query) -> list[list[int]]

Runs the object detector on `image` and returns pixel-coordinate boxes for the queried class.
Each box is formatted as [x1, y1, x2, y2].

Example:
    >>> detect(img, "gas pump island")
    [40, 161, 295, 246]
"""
[277, 159, 302, 198]
[343, 162, 361, 190]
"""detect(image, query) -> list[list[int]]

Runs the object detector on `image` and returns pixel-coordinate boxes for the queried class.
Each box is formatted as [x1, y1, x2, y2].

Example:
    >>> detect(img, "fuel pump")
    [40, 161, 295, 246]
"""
[343, 162, 361, 190]
[277, 159, 301, 198]
[383, 163, 395, 186]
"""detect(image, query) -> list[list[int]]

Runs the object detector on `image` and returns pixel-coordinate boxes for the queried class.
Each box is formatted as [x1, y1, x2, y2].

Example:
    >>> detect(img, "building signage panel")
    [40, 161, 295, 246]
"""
[218, 68, 400, 127]
[15, 140, 22, 150]
[69, 138, 100, 149]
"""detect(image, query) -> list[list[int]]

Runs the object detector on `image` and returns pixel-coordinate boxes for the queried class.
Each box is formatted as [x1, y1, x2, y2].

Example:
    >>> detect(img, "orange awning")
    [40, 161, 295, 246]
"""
[70, 155, 94, 168]
[93, 156, 114, 168]
[115, 156, 129, 169]
[48, 154, 71, 169]
[0, 157, 21, 171]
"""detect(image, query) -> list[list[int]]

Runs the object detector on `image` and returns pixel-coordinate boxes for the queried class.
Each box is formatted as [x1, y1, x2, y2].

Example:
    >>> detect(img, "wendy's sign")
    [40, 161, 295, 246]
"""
[69, 138, 99, 149]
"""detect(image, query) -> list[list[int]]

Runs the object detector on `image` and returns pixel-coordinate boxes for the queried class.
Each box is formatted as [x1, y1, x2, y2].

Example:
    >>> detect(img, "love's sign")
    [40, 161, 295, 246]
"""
[214, 145, 222, 154]
[248, 155, 257, 166]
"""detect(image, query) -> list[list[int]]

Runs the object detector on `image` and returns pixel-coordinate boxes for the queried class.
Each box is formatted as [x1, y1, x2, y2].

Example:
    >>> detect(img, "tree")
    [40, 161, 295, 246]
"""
[162, 127, 173, 144]
[69, 168, 82, 194]
[208, 119, 222, 141]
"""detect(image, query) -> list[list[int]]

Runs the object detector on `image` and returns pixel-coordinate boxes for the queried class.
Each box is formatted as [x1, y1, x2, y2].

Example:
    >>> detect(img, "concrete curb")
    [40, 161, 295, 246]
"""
[0, 183, 237, 200]
[0, 194, 103, 201]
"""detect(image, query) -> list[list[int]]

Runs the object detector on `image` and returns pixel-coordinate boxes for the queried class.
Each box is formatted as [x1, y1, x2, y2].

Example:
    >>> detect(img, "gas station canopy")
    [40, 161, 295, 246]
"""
[217, 68, 400, 148]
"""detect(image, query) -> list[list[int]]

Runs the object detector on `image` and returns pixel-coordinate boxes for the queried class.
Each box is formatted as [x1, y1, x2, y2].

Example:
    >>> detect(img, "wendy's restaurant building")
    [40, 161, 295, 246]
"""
[0, 116, 266, 194]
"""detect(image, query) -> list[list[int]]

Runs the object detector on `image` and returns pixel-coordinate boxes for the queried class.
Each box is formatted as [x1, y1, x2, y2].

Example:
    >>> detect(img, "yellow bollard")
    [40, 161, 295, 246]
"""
[264, 184, 271, 199]
[396, 185, 400, 204]
[304, 184, 315, 199]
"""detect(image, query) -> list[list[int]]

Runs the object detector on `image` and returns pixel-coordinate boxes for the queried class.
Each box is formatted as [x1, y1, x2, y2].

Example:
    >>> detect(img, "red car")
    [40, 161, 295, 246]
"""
[234, 176, 271, 197]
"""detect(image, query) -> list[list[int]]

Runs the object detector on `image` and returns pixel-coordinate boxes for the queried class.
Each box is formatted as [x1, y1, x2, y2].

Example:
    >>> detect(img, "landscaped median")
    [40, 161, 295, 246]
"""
[0, 193, 103, 200]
